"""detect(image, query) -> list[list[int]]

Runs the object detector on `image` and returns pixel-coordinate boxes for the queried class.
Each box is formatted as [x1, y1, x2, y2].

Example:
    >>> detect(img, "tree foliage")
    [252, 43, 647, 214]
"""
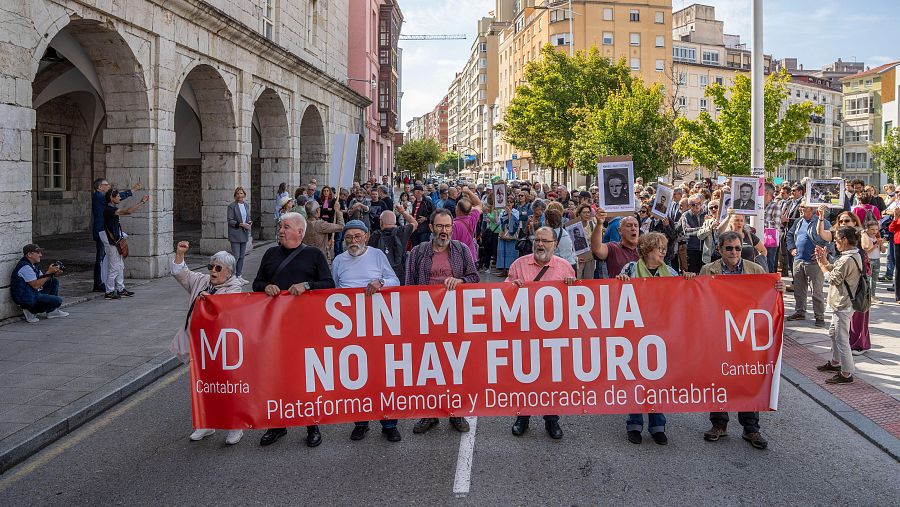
[495, 45, 633, 171]
[395, 138, 442, 177]
[871, 127, 900, 183]
[674, 69, 822, 175]
[435, 151, 461, 175]
[571, 80, 675, 182]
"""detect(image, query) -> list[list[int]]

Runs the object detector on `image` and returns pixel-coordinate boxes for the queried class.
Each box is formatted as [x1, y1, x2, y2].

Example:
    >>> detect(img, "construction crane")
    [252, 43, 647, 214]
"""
[399, 34, 466, 40]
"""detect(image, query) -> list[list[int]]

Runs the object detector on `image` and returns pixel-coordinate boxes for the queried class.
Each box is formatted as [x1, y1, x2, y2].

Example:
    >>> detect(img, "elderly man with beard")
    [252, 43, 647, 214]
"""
[406, 209, 480, 435]
[331, 220, 402, 442]
[507, 227, 575, 439]
[253, 212, 334, 448]
[590, 215, 640, 279]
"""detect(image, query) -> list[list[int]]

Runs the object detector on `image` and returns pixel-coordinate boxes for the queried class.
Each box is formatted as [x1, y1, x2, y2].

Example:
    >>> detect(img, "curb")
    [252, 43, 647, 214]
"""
[0, 354, 182, 474]
[781, 363, 900, 462]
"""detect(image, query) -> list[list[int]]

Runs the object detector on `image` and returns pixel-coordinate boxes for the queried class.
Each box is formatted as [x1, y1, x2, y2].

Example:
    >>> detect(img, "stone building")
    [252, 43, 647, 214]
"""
[0, 0, 369, 319]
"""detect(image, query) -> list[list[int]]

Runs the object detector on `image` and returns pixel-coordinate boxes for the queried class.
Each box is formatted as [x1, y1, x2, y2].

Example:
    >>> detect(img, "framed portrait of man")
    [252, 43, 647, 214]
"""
[565, 220, 591, 257]
[493, 182, 507, 208]
[597, 157, 635, 214]
[807, 179, 844, 208]
[651, 183, 674, 219]
[720, 193, 732, 221]
[730, 177, 760, 215]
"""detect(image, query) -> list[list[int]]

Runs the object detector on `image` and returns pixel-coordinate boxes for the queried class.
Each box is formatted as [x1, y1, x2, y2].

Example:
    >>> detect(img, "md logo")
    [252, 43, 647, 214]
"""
[724, 310, 775, 352]
[199, 328, 244, 370]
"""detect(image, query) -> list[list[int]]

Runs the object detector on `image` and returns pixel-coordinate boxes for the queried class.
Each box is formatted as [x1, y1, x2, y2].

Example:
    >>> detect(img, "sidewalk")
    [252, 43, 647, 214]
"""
[0, 242, 271, 472]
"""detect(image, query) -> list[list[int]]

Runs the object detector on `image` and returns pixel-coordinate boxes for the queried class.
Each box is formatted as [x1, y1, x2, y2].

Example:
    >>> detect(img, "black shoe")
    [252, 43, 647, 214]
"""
[381, 427, 402, 442]
[651, 432, 668, 445]
[413, 418, 439, 434]
[260, 428, 287, 446]
[816, 361, 841, 372]
[511, 416, 529, 436]
[118, 289, 134, 297]
[544, 420, 563, 439]
[825, 373, 854, 384]
[306, 426, 322, 447]
[104, 292, 120, 300]
[785, 313, 806, 321]
[350, 425, 368, 441]
[627, 430, 642, 444]
[449, 417, 470, 433]
[814, 318, 826, 328]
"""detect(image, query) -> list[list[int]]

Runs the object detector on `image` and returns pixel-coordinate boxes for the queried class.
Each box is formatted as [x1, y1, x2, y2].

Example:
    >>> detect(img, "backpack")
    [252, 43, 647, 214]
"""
[861, 205, 877, 226]
[842, 255, 871, 313]
[373, 229, 406, 277]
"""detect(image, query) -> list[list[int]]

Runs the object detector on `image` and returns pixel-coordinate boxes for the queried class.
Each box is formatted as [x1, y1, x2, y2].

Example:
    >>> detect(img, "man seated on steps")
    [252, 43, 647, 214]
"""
[9, 243, 69, 323]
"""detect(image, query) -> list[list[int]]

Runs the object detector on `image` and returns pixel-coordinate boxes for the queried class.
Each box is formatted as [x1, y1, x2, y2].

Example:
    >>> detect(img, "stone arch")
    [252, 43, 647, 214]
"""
[299, 104, 327, 186]
[252, 88, 292, 239]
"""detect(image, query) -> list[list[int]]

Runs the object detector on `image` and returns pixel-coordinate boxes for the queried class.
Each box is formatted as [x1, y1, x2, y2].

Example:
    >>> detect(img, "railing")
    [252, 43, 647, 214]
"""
[792, 158, 825, 167]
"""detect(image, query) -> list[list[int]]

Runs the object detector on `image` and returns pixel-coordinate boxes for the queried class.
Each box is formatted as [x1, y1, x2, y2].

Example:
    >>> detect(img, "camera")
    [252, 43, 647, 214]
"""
[51, 261, 65, 271]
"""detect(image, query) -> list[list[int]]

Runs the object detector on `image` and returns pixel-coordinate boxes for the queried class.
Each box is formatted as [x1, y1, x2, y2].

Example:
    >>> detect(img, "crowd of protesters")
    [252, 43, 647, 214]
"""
[166, 173, 893, 450]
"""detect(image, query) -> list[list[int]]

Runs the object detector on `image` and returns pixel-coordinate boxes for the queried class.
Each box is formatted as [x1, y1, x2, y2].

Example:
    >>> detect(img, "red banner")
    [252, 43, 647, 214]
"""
[189, 275, 784, 429]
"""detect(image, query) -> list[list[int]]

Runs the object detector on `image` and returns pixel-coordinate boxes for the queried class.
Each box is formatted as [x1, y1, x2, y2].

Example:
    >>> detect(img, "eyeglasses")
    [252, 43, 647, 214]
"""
[533, 239, 555, 244]
[344, 234, 367, 242]
[432, 224, 452, 230]
[838, 219, 853, 224]
[721, 246, 741, 252]
[207, 264, 224, 272]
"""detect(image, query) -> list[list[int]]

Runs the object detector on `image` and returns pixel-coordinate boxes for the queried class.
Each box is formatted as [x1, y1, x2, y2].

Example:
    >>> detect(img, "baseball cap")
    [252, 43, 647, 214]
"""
[23, 244, 43, 255]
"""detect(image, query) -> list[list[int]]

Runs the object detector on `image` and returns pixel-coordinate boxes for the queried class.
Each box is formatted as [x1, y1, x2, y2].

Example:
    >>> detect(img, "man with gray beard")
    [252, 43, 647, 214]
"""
[331, 220, 401, 442]
[506, 226, 576, 440]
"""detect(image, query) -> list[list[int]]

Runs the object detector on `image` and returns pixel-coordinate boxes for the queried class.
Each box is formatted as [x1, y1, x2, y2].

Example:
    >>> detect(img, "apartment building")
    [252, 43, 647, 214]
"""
[882, 65, 900, 148]
[778, 75, 843, 182]
[495, 0, 672, 182]
[841, 62, 900, 185]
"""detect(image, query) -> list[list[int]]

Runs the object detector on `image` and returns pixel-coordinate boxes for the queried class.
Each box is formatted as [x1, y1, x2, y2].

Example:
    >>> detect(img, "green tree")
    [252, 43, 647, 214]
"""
[571, 80, 675, 182]
[495, 45, 633, 172]
[871, 127, 900, 183]
[674, 69, 822, 175]
[395, 138, 441, 177]
[436, 151, 462, 175]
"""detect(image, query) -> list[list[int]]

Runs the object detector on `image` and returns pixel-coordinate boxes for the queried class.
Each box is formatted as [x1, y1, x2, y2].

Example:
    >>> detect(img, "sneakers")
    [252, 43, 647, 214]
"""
[814, 318, 826, 328]
[118, 289, 134, 297]
[742, 432, 768, 450]
[825, 373, 854, 384]
[413, 417, 439, 434]
[225, 430, 243, 445]
[190, 428, 215, 441]
[703, 426, 728, 442]
[46, 309, 69, 319]
[816, 361, 841, 372]
[104, 292, 120, 300]
[785, 313, 806, 321]
[22, 309, 39, 323]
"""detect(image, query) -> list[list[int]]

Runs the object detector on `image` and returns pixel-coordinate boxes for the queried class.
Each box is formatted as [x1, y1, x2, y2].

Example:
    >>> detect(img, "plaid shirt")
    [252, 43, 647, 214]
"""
[405, 239, 480, 286]
[764, 199, 781, 230]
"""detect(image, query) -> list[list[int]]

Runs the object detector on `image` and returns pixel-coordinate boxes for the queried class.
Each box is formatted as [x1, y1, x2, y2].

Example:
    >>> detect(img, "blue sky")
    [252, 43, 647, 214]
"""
[399, 0, 899, 127]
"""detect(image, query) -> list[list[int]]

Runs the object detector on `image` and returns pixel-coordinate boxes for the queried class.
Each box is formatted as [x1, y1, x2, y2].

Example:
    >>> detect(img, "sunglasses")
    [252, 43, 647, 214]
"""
[722, 245, 741, 252]
[207, 264, 224, 272]
[709, 205, 719, 210]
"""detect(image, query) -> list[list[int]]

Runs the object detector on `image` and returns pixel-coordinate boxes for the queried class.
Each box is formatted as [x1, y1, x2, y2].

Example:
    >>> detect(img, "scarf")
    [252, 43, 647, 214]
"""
[634, 258, 675, 278]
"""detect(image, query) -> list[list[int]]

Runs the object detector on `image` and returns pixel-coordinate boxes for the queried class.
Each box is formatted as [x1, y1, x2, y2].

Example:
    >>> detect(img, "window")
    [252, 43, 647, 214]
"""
[478, 58, 487, 68]
[479, 42, 487, 52]
[379, 49, 388, 65]
[846, 96, 873, 115]
[550, 9, 570, 22]
[262, 0, 275, 40]
[630, 33, 640, 46]
[655, 35, 664, 48]
[307, 0, 317, 46]
[715, 76, 724, 86]
[677, 96, 687, 108]
[41, 134, 66, 191]
[478, 90, 486, 100]
[629, 9, 640, 22]
[630, 58, 640, 71]
[478, 73, 486, 84]
[702, 50, 719, 65]
[699, 74, 708, 87]
[655, 60, 664, 72]
[673, 46, 696, 62]
[602, 32, 613, 45]
[554, 33, 571, 46]
[677, 72, 687, 85]
[700, 98, 708, 111]
[603, 8, 613, 21]
[655, 11, 664, 24]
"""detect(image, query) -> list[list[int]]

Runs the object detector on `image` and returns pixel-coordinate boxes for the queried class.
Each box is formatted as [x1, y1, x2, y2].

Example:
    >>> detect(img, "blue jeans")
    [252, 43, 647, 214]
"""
[229, 241, 247, 277]
[355, 419, 397, 429]
[626, 413, 666, 434]
[333, 231, 344, 256]
[23, 278, 63, 314]
[886, 242, 895, 278]
[766, 246, 779, 273]
[93, 236, 106, 289]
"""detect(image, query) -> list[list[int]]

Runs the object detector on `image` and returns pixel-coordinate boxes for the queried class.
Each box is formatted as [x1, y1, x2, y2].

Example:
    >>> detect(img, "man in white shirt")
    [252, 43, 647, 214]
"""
[331, 220, 401, 442]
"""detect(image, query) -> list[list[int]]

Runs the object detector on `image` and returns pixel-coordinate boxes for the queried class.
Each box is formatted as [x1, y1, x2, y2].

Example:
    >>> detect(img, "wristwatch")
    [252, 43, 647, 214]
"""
[302, 282, 311, 291]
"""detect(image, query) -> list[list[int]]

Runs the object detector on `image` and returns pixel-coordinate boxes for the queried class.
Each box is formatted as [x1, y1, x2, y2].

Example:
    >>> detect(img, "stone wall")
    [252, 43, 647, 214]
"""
[173, 162, 201, 223]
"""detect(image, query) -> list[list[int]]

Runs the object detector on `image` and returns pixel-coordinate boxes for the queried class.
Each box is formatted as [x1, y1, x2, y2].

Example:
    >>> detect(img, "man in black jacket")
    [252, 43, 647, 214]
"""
[409, 184, 435, 246]
[252, 212, 334, 448]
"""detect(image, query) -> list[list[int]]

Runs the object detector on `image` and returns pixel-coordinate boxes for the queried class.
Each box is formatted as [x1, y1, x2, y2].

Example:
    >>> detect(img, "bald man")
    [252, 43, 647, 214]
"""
[368, 207, 416, 282]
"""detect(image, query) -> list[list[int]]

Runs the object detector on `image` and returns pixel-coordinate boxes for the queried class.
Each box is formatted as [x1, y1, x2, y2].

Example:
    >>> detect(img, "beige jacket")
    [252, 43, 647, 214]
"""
[302, 211, 345, 261]
[824, 249, 863, 311]
[699, 258, 767, 276]
[170, 262, 243, 363]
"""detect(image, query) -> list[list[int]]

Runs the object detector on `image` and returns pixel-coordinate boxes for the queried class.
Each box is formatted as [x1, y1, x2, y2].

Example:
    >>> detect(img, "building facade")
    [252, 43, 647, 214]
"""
[348, 0, 403, 181]
[0, 0, 368, 318]
[777, 75, 843, 182]
[840, 62, 899, 185]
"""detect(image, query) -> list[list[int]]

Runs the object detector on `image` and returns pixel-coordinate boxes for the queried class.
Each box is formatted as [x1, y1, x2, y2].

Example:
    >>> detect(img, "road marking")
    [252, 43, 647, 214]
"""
[452, 416, 478, 497]
[0, 367, 186, 491]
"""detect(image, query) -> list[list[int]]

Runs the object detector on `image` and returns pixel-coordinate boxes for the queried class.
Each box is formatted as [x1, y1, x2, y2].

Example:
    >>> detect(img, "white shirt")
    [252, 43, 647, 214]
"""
[238, 203, 247, 224]
[331, 247, 401, 289]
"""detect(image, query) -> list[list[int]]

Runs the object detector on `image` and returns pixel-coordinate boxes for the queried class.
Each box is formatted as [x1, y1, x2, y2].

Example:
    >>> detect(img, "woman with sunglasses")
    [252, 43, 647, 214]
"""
[170, 240, 245, 444]
[820, 212, 872, 355]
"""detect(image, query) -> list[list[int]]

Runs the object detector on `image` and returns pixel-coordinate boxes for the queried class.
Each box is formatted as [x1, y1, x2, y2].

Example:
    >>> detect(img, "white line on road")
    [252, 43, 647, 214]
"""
[452, 416, 478, 498]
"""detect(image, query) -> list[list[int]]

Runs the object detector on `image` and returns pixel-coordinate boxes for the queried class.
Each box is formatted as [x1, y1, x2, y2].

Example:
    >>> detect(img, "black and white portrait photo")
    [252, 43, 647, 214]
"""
[565, 221, 591, 257]
[651, 183, 674, 219]
[597, 159, 635, 213]
[730, 177, 760, 215]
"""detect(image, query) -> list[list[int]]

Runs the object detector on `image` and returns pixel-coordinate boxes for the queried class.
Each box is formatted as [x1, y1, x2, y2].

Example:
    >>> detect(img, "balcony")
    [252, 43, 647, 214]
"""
[792, 158, 825, 167]
[809, 114, 825, 124]
[800, 136, 826, 145]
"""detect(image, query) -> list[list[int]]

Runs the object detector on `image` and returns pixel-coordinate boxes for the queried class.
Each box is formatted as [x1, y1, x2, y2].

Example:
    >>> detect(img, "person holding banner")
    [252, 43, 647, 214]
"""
[253, 212, 335, 448]
[170, 241, 245, 445]
[507, 226, 575, 439]
[331, 220, 403, 442]
[700, 231, 784, 450]
[617, 232, 695, 445]
[406, 209, 480, 435]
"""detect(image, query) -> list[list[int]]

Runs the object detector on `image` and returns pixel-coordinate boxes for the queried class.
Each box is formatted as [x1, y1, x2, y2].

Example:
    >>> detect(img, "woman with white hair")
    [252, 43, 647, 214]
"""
[169, 240, 245, 445]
